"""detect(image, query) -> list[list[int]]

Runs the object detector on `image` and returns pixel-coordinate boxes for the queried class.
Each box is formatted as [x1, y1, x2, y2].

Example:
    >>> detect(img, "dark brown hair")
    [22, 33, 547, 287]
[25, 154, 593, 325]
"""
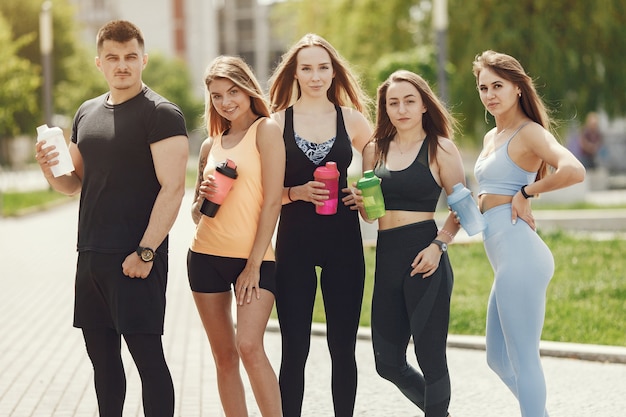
[96, 20, 145, 54]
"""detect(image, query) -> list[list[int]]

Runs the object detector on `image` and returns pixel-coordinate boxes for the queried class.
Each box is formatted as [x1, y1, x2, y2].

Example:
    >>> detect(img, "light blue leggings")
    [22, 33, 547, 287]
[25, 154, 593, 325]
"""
[482, 204, 554, 417]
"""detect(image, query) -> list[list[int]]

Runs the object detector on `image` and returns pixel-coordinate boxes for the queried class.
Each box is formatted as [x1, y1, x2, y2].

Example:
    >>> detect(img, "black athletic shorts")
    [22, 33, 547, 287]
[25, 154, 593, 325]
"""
[73, 251, 168, 334]
[187, 249, 276, 295]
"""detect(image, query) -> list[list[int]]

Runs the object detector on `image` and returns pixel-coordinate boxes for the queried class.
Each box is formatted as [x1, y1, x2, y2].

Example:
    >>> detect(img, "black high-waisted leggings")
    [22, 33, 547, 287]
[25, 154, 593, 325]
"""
[275, 207, 365, 417]
[82, 328, 174, 417]
[371, 221, 453, 417]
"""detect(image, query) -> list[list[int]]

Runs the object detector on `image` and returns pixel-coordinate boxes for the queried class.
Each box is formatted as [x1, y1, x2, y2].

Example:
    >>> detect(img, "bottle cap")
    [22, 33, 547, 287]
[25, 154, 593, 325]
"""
[216, 159, 238, 179]
[357, 170, 381, 189]
[446, 183, 471, 205]
[314, 161, 339, 179]
[36, 124, 48, 135]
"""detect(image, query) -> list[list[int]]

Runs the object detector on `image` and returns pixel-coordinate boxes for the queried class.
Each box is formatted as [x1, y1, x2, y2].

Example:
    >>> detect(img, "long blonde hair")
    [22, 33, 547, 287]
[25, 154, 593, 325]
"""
[203, 55, 270, 137]
[472, 50, 550, 181]
[268, 33, 371, 114]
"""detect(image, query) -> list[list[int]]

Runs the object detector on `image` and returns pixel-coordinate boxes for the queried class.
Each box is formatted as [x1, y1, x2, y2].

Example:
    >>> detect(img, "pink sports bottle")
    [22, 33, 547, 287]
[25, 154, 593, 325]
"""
[313, 161, 340, 215]
[200, 159, 238, 217]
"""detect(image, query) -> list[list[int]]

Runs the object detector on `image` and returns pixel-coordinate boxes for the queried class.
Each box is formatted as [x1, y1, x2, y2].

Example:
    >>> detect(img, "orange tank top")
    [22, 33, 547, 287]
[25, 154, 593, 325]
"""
[190, 118, 274, 261]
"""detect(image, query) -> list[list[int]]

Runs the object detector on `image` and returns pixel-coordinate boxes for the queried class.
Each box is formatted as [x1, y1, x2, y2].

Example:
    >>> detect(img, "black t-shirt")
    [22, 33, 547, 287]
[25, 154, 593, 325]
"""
[71, 86, 188, 254]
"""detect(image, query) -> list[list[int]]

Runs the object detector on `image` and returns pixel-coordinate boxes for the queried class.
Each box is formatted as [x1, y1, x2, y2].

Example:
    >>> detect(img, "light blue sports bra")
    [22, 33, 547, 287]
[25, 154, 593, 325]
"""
[474, 123, 537, 197]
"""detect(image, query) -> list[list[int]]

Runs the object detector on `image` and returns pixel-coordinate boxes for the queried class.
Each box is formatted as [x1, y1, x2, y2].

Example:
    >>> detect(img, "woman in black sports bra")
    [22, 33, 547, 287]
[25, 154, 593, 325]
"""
[357, 70, 465, 417]
[269, 34, 373, 417]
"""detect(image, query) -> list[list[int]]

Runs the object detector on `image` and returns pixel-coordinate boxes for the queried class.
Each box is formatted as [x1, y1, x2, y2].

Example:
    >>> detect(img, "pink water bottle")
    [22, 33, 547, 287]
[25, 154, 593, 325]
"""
[313, 161, 339, 215]
[200, 159, 238, 217]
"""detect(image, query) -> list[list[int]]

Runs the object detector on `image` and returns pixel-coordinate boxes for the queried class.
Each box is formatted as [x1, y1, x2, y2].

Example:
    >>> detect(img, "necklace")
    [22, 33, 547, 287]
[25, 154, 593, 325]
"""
[496, 119, 528, 137]
[395, 136, 425, 155]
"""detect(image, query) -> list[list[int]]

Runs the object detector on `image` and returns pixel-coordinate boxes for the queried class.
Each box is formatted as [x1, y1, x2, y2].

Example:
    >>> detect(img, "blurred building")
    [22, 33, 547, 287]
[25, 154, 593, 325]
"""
[69, 0, 286, 97]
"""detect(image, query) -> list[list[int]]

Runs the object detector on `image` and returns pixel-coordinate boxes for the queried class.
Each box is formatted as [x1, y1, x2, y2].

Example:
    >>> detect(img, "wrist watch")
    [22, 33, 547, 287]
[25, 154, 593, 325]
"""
[431, 239, 448, 253]
[136, 246, 155, 262]
[520, 185, 535, 199]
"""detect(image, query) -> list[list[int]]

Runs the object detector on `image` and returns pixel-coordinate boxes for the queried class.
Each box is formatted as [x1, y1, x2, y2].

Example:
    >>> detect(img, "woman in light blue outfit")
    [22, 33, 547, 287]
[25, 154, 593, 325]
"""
[472, 50, 585, 417]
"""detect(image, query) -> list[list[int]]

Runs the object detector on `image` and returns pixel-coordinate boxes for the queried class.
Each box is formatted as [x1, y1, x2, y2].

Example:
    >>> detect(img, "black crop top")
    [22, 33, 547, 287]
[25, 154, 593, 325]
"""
[373, 137, 442, 212]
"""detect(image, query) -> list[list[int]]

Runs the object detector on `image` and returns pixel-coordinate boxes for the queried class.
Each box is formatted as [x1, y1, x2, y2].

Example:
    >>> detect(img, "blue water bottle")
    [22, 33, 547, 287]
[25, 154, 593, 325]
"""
[446, 183, 485, 236]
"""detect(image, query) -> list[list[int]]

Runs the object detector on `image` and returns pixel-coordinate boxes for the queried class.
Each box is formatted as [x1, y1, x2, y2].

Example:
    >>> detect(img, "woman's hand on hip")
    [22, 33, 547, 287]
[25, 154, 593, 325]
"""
[410, 245, 441, 278]
[511, 192, 536, 230]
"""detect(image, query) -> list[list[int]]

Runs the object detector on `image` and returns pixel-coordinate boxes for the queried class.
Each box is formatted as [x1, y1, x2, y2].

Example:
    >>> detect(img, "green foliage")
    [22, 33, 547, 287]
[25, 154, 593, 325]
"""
[0, 0, 86, 134]
[369, 46, 439, 95]
[269, 0, 429, 110]
[54, 46, 107, 120]
[0, 0, 203, 143]
[0, 13, 40, 140]
[271, 0, 626, 147]
[448, 0, 626, 141]
[142, 53, 204, 134]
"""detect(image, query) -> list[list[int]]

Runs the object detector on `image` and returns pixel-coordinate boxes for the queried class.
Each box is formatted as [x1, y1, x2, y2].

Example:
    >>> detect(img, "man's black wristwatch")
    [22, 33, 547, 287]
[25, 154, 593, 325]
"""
[431, 239, 448, 253]
[136, 246, 155, 262]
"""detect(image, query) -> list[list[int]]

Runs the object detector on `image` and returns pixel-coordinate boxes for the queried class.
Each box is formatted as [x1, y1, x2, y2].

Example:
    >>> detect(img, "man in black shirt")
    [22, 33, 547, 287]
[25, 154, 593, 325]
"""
[35, 20, 188, 416]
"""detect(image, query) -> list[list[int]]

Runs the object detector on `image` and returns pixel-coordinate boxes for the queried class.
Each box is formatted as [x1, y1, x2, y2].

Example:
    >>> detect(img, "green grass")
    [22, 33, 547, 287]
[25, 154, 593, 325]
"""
[0, 188, 72, 217]
[531, 201, 626, 210]
[307, 231, 626, 347]
[1, 167, 198, 217]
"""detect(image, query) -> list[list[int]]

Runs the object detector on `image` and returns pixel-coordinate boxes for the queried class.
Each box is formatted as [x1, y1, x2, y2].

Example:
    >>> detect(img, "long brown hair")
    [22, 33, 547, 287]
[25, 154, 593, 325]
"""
[203, 55, 270, 137]
[268, 33, 371, 114]
[372, 70, 456, 167]
[472, 50, 550, 181]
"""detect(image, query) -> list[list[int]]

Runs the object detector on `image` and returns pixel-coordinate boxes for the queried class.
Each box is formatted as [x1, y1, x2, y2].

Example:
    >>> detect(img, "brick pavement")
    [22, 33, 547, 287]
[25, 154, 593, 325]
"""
[1, 193, 625, 416]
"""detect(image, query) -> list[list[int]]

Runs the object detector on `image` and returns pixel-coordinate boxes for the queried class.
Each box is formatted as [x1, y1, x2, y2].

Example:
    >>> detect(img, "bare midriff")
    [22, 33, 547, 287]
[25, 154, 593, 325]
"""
[378, 210, 435, 231]
[478, 194, 513, 213]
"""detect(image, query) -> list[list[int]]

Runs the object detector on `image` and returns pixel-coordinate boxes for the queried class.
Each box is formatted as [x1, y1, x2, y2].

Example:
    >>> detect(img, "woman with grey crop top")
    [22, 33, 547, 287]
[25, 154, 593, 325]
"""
[357, 70, 464, 417]
[472, 50, 585, 417]
[268, 34, 373, 417]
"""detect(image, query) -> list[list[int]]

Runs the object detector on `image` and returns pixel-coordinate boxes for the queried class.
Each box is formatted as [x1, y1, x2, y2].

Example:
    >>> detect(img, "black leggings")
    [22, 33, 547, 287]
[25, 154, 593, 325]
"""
[275, 213, 365, 417]
[371, 221, 453, 417]
[82, 328, 174, 417]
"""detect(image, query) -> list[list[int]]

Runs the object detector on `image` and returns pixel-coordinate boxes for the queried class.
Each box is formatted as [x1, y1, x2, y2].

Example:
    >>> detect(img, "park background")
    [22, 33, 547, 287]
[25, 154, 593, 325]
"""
[1, 0, 625, 348]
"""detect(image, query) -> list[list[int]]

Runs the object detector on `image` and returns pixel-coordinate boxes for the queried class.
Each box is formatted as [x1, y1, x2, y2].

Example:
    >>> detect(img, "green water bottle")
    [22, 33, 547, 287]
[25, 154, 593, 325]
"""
[357, 170, 386, 219]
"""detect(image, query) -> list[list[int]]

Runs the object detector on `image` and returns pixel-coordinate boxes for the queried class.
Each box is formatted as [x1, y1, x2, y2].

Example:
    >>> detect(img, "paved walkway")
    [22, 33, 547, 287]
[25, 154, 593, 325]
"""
[1, 192, 625, 417]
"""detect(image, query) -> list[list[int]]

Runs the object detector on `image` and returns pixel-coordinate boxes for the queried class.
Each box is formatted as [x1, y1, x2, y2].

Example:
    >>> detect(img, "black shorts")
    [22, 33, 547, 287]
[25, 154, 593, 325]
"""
[187, 250, 276, 295]
[73, 251, 168, 334]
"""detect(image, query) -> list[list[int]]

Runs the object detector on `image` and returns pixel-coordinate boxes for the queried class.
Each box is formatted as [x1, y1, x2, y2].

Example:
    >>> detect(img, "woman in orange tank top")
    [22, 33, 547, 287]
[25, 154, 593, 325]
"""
[187, 55, 285, 417]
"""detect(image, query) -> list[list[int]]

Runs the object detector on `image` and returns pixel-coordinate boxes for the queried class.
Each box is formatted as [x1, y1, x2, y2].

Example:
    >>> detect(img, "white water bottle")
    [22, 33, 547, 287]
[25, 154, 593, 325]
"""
[36, 124, 75, 177]
[447, 183, 486, 236]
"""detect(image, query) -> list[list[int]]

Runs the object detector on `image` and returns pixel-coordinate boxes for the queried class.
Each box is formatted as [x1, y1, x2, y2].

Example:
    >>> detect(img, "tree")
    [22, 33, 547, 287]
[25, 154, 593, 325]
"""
[0, 0, 203, 142]
[447, 0, 626, 141]
[142, 53, 204, 134]
[269, 0, 425, 98]
[270, 0, 626, 146]
[0, 13, 39, 164]
[0, 0, 102, 136]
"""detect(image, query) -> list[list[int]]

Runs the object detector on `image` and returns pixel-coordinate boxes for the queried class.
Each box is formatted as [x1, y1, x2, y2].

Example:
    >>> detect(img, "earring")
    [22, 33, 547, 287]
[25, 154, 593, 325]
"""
[484, 109, 490, 124]
[518, 92, 522, 98]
